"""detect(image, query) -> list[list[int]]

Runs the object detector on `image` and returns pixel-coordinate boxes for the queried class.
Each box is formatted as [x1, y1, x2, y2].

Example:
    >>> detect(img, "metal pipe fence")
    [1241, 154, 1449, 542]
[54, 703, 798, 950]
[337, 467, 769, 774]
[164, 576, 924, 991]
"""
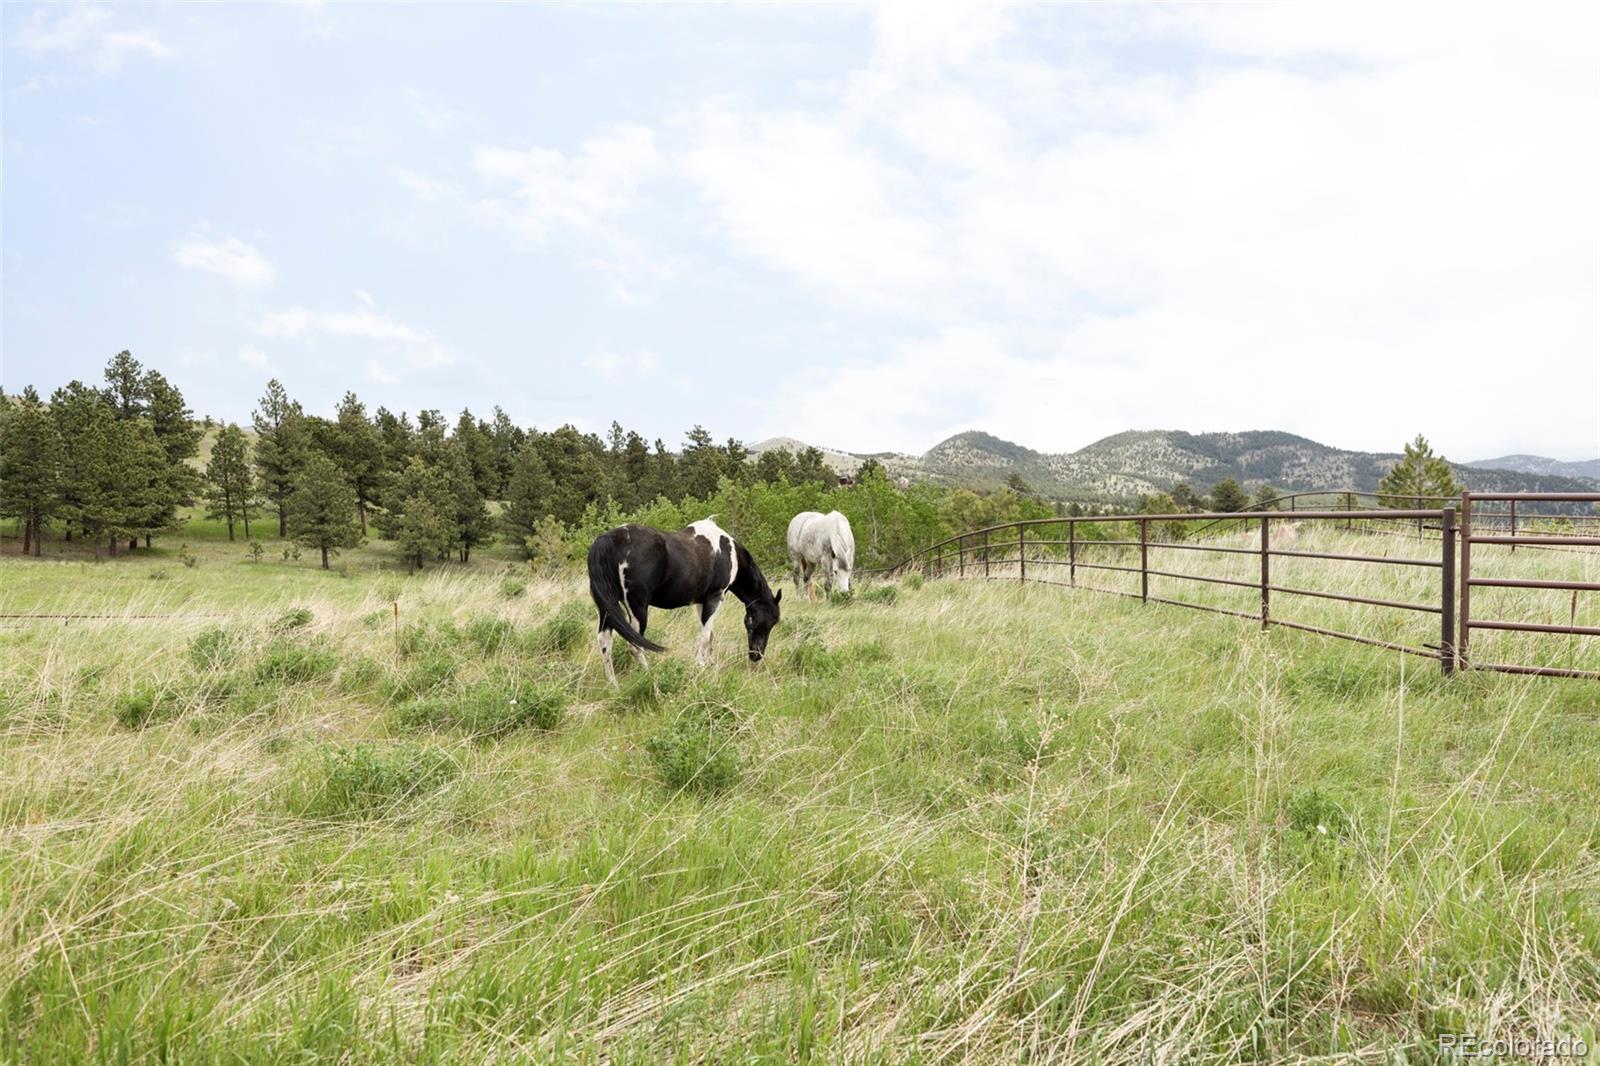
[862, 491, 1600, 681]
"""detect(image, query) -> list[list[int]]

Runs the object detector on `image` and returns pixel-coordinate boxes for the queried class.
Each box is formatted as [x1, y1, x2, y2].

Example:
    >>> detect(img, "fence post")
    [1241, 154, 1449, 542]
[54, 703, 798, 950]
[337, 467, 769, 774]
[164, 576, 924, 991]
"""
[1069, 520, 1076, 588]
[1458, 492, 1472, 670]
[983, 529, 990, 580]
[958, 533, 965, 578]
[1346, 491, 1354, 530]
[1139, 518, 1149, 603]
[1017, 523, 1025, 584]
[1260, 515, 1270, 630]
[1441, 506, 1456, 675]
[1509, 499, 1516, 554]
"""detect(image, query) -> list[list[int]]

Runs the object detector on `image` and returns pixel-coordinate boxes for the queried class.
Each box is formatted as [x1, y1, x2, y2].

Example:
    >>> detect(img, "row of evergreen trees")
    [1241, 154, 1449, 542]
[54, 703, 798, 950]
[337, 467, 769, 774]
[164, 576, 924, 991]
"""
[0, 352, 845, 569]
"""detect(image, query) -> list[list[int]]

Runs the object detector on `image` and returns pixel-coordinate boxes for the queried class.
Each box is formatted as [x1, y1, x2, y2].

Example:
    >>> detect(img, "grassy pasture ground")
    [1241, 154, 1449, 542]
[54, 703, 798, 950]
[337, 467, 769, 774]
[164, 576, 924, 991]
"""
[1, 521, 1597, 1062]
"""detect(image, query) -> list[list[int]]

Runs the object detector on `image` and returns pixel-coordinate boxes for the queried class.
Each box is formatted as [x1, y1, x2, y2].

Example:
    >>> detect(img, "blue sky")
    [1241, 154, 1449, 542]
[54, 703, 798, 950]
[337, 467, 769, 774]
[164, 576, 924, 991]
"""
[4, 2, 1597, 460]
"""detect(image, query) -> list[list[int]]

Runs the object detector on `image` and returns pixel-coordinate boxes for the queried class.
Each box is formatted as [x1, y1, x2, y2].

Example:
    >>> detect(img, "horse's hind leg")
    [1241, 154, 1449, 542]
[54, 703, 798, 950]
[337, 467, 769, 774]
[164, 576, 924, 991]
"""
[626, 598, 650, 669]
[597, 622, 617, 685]
[792, 555, 805, 598]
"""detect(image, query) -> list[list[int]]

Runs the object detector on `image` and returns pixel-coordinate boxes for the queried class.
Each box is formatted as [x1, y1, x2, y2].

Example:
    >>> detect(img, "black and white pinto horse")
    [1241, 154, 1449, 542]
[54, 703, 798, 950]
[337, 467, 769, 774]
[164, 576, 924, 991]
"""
[586, 518, 782, 684]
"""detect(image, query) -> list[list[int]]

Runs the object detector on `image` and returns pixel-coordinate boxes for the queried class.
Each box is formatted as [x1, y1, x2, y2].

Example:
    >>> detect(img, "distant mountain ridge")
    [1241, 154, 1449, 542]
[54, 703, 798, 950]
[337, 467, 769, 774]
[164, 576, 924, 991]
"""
[1463, 454, 1600, 481]
[753, 429, 1600, 502]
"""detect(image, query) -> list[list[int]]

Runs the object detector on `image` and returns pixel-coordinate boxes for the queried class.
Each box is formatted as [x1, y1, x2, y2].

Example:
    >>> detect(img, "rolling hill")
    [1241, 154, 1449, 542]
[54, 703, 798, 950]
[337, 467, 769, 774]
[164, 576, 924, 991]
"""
[752, 429, 1600, 502]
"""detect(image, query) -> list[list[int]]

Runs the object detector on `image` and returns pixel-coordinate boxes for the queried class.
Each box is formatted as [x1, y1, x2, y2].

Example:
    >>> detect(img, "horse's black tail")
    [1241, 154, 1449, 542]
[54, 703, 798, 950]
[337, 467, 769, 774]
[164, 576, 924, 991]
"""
[587, 534, 666, 653]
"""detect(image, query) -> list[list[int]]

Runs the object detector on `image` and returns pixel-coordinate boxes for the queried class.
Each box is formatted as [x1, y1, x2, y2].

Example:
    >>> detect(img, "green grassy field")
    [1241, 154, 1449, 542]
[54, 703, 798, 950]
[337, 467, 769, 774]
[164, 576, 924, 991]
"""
[2, 523, 1597, 1062]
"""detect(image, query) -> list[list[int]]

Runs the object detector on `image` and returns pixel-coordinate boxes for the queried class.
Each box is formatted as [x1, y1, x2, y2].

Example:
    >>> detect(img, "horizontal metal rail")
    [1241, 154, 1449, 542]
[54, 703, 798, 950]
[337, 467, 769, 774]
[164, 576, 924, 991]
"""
[1269, 584, 1441, 614]
[1466, 535, 1600, 547]
[1466, 619, 1600, 636]
[1267, 547, 1441, 568]
[1467, 578, 1600, 591]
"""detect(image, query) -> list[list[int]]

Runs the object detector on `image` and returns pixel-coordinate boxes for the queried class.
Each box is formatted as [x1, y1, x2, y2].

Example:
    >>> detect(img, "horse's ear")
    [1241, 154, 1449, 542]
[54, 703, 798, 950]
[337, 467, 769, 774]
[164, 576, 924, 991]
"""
[774, 589, 782, 603]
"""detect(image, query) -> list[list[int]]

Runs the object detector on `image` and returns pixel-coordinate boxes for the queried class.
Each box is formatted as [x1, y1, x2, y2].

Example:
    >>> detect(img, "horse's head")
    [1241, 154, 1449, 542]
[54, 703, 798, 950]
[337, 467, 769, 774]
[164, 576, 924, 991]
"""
[743, 588, 781, 662]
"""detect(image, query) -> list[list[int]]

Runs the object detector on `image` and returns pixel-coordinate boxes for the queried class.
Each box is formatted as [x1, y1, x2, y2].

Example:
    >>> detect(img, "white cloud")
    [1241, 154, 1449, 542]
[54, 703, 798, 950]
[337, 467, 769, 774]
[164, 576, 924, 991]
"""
[172, 233, 276, 289]
[394, 168, 452, 202]
[237, 345, 274, 372]
[257, 301, 455, 371]
[366, 359, 398, 384]
[17, 5, 172, 74]
[470, 124, 661, 243]
[685, 4, 1600, 457]
[582, 350, 661, 381]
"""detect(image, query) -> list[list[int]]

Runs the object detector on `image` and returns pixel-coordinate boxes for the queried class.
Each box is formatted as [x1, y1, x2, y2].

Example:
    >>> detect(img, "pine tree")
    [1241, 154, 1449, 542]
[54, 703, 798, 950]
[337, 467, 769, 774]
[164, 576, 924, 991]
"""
[204, 424, 256, 540]
[754, 447, 797, 485]
[286, 451, 360, 569]
[441, 444, 495, 562]
[0, 388, 63, 556]
[501, 441, 556, 553]
[1252, 483, 1280, 510]
[50, 382, 116, 550]
[487, 407, 523, 499]
[1378, 435, 1462, 506]
[453, 409, 498, 500]
[333, 392, 384, 536]
[252, 379, 307, 537]
[378, 457, 453, 571]
[103, 350, 145, 419]
[1207, 478, 1249, 513]
[680, 425, 723, 498]
[792, 447, 833, 486]
[123, 419, 179, 548]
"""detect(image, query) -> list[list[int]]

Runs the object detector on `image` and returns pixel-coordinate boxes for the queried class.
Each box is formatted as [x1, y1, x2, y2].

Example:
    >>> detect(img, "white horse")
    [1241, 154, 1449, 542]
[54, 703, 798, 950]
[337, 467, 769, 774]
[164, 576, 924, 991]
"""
[787, 511, 855, 599]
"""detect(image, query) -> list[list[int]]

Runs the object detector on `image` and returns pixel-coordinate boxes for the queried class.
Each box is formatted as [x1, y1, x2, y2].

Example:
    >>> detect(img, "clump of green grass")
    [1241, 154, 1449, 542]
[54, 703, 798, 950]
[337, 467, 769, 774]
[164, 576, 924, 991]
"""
[1287, 786, 1351, 838]
[387, 653, 457, 702]
[253, 640, 339, 685]
[617, 657, 692, 709]
[859, 586, 897, 606]
[464, 616, 515, 657]
[525, 601, 590, 657]
[829, 589, 854, 606]
[274, 606, 314, 631]
[336, 655, 383, 695]
[288, 742, 460, 818]
[903, 572, 924, 590]
[188, 625, 238, 670]
[395, 678, 568, 737]
[113, 683, 180, 729]
[644, 705, 741, 796]
[499, 576, 527, 599]
[783, 633, 846, 677]
[395, 621, 451, 659]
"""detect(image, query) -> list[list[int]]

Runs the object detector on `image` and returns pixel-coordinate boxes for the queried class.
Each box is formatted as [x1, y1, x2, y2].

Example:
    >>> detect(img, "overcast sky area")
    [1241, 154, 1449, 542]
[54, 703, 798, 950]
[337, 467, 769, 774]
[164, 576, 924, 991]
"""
[4, 2, 1597, 460]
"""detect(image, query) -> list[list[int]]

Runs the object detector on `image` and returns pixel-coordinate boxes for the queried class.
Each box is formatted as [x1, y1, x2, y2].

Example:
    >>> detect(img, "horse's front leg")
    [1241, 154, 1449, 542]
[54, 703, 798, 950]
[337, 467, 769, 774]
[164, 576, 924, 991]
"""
[822, 555, 834, 599]
[696, 595, 722, 666]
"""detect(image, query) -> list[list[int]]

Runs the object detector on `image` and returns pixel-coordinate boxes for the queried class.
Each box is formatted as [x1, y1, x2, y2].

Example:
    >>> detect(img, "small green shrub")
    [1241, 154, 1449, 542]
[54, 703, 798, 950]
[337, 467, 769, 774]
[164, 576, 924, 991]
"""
[860, 586, 897, 606]
[645, 708, 741, 796]
[274, 607, 314, 631]
[289, 743, 460, 818]
[189, 626, 237, 670]
[465, 616, 515, 657]
[903, 573, 924, 590]
[246, 541, 265, 563]
[500, 576, 527, 599]
[829, 589, 854, 606]
[147, 568, 170, 581]
[396, 621, 452, 659]
[254, 640, 338, 685]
